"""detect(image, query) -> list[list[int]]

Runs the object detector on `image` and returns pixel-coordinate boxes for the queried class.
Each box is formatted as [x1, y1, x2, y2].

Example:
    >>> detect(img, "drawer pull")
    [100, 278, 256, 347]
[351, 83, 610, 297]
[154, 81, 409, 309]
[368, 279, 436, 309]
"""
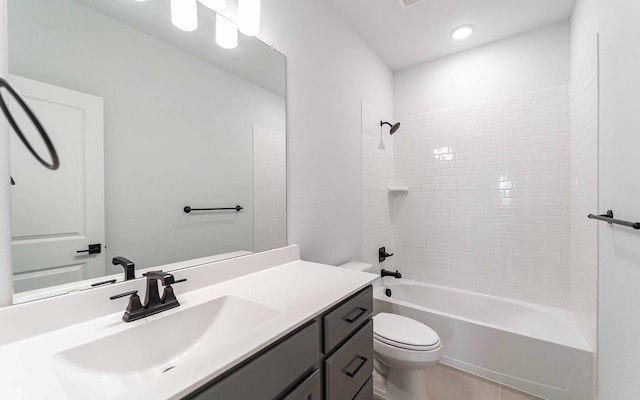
[344, 307, 367, 323]
[344, 356, 368, 378]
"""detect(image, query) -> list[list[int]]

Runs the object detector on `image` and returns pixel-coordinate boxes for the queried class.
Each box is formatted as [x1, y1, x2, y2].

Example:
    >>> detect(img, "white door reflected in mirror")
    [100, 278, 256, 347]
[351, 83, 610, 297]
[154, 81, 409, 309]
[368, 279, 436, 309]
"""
[9, 75, 106, 292]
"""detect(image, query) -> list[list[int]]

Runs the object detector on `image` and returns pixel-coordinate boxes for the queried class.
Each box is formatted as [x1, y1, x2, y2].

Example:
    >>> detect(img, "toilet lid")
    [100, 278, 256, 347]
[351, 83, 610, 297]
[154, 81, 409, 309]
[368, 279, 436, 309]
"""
[373, 313, 440, 350]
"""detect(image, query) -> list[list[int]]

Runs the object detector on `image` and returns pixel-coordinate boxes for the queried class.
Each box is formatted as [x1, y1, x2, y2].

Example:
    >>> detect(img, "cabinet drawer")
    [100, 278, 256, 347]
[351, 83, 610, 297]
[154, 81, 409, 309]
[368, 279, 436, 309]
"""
[186, 322, 319, 400]
[353, 376, 373, 400]
[324, 320, 373, 400]
[282, 370, 321, 400]
[323, 286, 373, 353]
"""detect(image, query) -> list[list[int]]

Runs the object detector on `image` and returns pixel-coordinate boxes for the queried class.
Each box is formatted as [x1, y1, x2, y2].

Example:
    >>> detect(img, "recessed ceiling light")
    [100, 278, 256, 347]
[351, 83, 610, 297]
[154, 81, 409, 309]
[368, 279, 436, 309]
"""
[451, 24, 474, 40]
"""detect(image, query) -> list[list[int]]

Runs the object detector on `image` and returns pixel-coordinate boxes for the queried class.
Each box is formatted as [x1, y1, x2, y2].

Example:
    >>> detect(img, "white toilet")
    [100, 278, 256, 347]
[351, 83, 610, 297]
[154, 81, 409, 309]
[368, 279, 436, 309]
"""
[373, 312, 443, 400]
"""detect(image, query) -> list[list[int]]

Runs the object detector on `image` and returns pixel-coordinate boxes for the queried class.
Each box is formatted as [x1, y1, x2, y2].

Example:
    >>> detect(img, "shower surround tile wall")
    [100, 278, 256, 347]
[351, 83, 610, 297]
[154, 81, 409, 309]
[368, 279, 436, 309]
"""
[253, 126, 287, 252]
[570, 50, 598, 350]
[393, 85, 571, 308]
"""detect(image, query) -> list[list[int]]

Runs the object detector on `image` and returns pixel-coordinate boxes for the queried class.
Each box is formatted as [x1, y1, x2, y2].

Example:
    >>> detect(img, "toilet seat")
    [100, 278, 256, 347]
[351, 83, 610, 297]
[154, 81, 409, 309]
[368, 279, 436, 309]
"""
[373, 313, 440, 351]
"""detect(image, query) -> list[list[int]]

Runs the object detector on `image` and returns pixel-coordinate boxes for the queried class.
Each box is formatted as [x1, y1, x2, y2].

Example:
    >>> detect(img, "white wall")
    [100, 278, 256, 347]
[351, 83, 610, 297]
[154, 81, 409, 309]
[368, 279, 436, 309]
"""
[571, 0, 640, 397]
[9, 0, 286, 272]
[0, 0, 11, 306]
[259, 0, 394, 265]
[395, 22, 570, 116]
[571, 0, 640, 398]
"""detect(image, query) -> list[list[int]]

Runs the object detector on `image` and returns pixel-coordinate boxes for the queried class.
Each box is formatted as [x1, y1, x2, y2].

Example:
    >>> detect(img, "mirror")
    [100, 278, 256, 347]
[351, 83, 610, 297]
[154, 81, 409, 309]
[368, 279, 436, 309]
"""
[7, 0, 287, 302]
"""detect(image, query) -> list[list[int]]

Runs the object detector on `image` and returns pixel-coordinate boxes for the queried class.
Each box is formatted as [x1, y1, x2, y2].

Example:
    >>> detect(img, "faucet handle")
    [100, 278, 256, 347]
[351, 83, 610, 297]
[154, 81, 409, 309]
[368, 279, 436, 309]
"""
[160, 278, 187, 305]
[109, 290, 138, 300]
[378, 247, 394, 263]
[110, 290, 145, 322]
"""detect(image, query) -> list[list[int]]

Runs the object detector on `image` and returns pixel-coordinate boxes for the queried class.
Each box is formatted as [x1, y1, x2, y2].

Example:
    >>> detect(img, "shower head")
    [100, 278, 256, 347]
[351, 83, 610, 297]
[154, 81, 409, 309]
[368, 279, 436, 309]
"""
[380, 120, 401, 135]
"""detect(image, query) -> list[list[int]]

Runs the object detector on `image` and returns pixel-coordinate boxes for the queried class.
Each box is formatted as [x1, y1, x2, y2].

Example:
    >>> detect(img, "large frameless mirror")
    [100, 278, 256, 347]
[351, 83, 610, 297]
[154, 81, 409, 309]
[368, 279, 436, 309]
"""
[7, 0, 286, 302]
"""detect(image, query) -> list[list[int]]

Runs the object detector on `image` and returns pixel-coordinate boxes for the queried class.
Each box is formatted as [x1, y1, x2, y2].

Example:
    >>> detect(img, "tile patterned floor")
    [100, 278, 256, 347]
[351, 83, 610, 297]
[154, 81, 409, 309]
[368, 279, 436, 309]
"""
[373, 363, 544, 400]
[425, 364, 543, 400]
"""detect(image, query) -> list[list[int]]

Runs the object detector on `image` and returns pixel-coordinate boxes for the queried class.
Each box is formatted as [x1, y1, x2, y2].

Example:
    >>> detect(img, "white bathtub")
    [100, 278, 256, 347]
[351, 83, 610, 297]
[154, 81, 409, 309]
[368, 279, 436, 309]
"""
[373, 279, 592, 400]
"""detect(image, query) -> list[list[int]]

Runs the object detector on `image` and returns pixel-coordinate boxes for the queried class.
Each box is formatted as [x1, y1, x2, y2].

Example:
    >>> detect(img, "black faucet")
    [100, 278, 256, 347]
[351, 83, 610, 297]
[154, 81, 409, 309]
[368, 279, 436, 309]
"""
[381, 269, 402, 279]
[112, 256, 136, 281]
[109, 270, 187, 322]
[142, 271, 181, 309]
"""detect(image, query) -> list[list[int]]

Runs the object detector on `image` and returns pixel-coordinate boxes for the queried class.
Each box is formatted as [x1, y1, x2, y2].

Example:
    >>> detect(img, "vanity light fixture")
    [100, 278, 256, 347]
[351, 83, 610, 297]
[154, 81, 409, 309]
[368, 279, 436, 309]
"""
[171, 0, 198, 32]
[169, 0, 257, 50]
[238, 0, 261, 36]
[451, 24, 474, 40]
[216, 13, 238, 49]
[198, 0, 226, 12]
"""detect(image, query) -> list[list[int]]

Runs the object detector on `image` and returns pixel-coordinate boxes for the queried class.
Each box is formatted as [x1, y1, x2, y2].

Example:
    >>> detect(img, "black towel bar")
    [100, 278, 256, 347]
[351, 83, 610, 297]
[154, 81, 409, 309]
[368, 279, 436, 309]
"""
[184, 205, 243, 213]
[587, 210, 640, 230]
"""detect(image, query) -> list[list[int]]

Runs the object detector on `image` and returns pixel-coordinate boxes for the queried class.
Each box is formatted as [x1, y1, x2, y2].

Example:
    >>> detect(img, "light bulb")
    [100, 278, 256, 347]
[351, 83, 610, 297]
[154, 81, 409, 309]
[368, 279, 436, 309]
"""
[171, 0, 198, 32]
[199, 0, 226, 12]
[451, 24, 474, 40]
[238, 0, 260, 37]
[216, 13, 238, 49]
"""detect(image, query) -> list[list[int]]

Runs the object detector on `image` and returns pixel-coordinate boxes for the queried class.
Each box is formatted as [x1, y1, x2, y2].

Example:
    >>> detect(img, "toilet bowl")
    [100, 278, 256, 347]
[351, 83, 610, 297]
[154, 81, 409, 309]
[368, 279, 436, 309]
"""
[373, 312, 443, 400]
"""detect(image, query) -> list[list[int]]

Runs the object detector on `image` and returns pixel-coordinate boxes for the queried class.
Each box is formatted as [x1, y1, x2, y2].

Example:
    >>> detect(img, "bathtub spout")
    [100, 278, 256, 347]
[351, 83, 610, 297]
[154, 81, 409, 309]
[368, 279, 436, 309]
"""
[381, 269, 402, 279]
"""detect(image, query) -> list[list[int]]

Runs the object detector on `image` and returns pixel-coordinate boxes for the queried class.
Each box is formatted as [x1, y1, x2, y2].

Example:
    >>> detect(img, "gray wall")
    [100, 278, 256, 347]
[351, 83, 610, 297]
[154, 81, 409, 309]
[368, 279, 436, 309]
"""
[9, 0, 286, 272]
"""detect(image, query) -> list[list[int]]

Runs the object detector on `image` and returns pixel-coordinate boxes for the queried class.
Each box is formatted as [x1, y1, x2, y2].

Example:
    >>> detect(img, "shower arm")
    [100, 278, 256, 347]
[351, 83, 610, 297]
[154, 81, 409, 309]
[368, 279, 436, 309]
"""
[380, 120, 400, 135]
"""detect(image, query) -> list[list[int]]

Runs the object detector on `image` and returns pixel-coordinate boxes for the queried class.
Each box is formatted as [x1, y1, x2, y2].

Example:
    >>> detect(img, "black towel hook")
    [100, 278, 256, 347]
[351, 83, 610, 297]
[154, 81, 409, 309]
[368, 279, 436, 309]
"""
[0, 76, 60, 170]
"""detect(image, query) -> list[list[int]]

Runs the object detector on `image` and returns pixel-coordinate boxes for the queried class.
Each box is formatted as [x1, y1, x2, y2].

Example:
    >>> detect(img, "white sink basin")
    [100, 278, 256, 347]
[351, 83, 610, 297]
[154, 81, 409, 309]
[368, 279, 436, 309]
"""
[52, 295, 278, 399]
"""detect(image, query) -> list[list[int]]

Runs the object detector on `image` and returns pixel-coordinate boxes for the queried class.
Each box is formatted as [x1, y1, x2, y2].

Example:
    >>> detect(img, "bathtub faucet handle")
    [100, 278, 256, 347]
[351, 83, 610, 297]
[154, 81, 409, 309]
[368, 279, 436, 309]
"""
[379, 246, 394, 263]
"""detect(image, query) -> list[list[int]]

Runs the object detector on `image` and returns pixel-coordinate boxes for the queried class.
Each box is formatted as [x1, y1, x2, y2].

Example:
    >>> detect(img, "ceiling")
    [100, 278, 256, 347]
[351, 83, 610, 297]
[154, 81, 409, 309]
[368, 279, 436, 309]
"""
[326, 0, 577, 71]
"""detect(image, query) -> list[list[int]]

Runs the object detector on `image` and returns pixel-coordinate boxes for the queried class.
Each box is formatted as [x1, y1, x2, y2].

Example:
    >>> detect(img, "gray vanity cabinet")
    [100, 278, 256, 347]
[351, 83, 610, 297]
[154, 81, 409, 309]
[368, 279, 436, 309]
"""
[324, 320, 373, 399]
[322, 286, 373, 400]
[353, 377, 374, 400]
[282, 370, 322, 400]
[323, 286, 373, 353]
[185, 321, 320, 400]
[184, 285, 373, 400]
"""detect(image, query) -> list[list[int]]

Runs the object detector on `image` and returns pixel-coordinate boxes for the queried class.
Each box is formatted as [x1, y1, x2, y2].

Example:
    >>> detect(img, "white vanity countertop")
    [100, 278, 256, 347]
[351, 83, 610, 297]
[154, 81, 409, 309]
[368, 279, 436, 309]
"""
[0, 259, 376, 399]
